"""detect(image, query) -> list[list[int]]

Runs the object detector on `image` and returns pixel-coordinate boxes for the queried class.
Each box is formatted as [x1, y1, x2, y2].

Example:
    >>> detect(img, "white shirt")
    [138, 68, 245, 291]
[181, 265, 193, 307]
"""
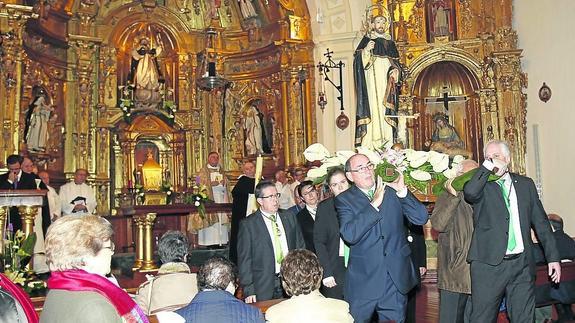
[276, 182, 295, 210]
[59, 181, 97, 215]
[46, 185, 62, 220]
[482, 161, 524, 255]
[305, 205, 317, 221]
[260, 211, 289, 273]
[497, 173, 525, 255]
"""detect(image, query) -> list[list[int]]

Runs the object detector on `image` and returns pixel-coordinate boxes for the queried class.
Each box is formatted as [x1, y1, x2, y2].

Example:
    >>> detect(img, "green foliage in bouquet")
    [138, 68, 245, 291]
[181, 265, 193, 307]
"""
[451, 169, 500, 191]
[2, 230, 47, 295]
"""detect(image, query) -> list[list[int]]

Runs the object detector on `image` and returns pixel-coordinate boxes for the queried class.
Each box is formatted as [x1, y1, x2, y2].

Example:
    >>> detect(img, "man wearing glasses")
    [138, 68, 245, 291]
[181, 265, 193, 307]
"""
[295, 180, 320, 253]
[237, 180, 305, 304]
[335, 153, 428, 323]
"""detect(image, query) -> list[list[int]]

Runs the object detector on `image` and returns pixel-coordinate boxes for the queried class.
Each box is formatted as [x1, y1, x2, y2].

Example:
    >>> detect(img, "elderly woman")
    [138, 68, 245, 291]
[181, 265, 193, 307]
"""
[266, 249, 354, 323]
[135, 231, 198, 315]
[40, 215, 147, 323]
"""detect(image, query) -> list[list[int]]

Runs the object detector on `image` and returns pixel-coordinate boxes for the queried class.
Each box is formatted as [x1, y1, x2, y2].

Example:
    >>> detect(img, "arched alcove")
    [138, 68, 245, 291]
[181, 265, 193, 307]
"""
[412, 61, 482, 159]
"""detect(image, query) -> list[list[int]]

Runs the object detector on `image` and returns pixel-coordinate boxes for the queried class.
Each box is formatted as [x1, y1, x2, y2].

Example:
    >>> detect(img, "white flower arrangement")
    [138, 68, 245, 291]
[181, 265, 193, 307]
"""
[303, 143, 464, 196]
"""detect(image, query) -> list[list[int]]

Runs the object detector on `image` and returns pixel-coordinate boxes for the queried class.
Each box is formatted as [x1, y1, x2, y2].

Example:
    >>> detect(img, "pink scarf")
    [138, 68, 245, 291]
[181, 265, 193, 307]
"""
[48, 270, 148, 323]
[0, 273, 39, 323]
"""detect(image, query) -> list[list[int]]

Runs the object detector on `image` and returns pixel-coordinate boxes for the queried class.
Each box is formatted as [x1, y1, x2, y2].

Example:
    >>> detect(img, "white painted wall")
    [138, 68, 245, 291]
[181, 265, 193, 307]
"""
[514, 1, 575, 234]
[308, 0, 371, 152]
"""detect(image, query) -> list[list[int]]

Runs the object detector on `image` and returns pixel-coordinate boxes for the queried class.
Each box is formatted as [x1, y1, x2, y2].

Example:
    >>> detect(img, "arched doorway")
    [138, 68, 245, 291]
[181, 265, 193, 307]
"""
[412, 61, 482, 160]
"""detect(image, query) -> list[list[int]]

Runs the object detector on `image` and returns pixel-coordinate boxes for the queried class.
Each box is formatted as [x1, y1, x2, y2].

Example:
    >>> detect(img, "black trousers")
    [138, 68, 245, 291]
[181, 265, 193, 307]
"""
[319, 256, 346, 300]
[470, 253, 534, 323]
[439, 289, 471, 323]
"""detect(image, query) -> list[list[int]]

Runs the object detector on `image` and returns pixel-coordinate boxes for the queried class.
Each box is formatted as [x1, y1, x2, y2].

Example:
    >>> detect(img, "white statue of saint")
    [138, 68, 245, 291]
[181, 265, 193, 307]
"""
[26, 94, 53, 152]
[244, 105, 263, 155]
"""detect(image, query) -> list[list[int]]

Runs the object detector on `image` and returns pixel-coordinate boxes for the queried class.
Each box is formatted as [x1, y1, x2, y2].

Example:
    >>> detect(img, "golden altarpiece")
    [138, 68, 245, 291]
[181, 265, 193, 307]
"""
[1, 0, 527, 212]
[0, 0, 316, 212]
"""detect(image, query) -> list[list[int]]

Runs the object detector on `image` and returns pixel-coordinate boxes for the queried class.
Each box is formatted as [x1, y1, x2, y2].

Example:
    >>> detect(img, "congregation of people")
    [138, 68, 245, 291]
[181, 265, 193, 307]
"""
[1, 140, 574, 323]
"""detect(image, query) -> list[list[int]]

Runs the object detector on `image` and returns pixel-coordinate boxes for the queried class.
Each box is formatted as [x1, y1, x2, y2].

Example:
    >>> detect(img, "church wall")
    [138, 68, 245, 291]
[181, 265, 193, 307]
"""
[514, 1, 575, 234]
[309, 0, 372, 152]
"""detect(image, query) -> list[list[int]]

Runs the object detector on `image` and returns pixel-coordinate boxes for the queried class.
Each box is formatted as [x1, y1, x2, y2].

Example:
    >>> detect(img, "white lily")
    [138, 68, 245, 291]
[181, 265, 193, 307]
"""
[323, 156, 344, 168]
[405, 150, 428, 162]
[452, 155, 465, 165]
[409, 154, 429, 168]
[336, 150, 356, 165]
[443, 167, 458, 179]
[307, 164, 329, 179]
[428, 151, 450, 172]
[303, 143, 331, 162]
[411, 169, 432, 181]
[357, 146, 383, 165]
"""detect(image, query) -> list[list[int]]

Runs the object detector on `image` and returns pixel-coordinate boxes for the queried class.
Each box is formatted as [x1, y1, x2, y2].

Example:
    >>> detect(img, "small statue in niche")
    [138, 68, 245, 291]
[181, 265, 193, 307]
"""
[426, 113, 472, 158]
[238, 0, 257, 19]
[244, 104, 271, 155]
[25, 88, 54, 152]
[430, 0, 452, 37]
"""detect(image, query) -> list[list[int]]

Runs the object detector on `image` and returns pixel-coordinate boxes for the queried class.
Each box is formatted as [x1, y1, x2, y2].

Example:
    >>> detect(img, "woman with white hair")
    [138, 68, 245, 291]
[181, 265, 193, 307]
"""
[40, 215, 148, 323]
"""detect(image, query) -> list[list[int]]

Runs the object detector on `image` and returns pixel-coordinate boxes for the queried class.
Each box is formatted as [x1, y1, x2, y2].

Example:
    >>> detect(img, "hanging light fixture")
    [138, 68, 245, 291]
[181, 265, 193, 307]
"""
[197, 61, 229, 91]
[197, 27, 229, 92]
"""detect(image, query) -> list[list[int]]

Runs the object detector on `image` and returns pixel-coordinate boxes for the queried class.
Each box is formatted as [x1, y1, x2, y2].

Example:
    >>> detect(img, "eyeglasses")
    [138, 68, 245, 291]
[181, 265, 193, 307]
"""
[260, 193, 281, 199]
[102, 242, 115, 252]
[349, 163, 374, 173]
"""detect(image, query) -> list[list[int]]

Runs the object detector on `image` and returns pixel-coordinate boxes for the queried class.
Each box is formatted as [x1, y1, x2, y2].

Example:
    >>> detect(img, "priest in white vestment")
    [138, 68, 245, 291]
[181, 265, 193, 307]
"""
[197, 152, 230, 246]
[59, 168, 97, 216]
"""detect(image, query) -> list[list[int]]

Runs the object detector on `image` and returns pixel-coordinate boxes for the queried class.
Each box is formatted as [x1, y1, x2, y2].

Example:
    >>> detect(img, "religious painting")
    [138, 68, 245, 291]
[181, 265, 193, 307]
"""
[425, 0, 457, 42]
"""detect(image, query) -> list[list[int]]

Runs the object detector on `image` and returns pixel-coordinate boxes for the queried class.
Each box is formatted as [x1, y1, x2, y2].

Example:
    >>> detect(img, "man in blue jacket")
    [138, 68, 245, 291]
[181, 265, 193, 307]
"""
[335, 153, 428, 323]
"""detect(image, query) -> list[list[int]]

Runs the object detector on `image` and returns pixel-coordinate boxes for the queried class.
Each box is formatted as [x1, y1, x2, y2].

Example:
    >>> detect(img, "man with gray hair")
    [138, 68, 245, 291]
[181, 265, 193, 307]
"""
[135, 231, 197, 315]
[464, 140, 561, 322]
[59, 168, 97, 215]
[175, 256, 264, 322]
[430, 159, 477, 322]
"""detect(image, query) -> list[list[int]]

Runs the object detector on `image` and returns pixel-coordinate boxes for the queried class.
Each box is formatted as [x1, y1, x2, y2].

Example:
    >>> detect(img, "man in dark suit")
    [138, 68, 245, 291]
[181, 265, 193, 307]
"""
[0, 155, 45, 231]
[237, 180, 305, 303]
[314, 167, 351, 300]
[335, 153, 428, 323]
[229, 161, 256, 264]
[405, 223, 427, 323]
[296, 180, 319, 253]
[463, 140, 561, 323]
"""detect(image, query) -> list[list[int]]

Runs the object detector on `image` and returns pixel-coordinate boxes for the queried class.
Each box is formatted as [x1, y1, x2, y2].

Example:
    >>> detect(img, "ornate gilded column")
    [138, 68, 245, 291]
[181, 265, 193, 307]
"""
[492, 28, 526, 173]
[67, 34, 100, 172]
[0, 207, 6, 252]
[140, 212, 158, 272]
[398, 95, 415, 146]
[280, 70, 291, 166]
[17, 206, 38, 238]
[132, 216, 144, 271]
[0, 3, 37, 162]
[302, 66, 315, 149]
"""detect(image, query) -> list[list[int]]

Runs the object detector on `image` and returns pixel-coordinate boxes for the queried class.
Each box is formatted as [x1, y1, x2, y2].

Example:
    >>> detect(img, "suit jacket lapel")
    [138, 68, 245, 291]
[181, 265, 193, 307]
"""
[255, 210, 274, 251]
[279, 210, 293, 249]
[510, 174, 529, 231]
